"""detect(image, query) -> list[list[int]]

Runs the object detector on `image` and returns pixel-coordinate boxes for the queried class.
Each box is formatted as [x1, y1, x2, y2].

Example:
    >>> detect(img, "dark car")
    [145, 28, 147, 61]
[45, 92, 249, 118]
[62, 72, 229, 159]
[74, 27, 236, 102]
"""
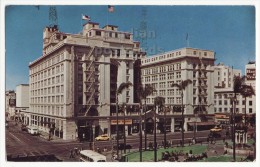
[21, 124, 27, 131]
[111, 133, 124, 140]
[114, 143, 132, 150]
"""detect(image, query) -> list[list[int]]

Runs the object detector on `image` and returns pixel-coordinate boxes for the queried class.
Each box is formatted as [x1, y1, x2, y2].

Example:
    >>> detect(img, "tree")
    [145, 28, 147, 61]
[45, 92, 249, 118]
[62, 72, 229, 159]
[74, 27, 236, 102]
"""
[232, 75, 245, 161]
[116, 81, 133, 158]
[171, 79, 192, 147]
[138, 84, 155, 150]
[240, 84, 255, 126]
[154, 96, 165, 162]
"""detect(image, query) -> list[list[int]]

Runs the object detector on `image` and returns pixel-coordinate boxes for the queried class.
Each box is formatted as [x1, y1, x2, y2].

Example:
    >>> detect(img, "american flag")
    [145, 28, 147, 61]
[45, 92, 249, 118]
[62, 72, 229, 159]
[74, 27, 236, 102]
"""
[108, 5, 114, 13]
[82, 15, 91, 21]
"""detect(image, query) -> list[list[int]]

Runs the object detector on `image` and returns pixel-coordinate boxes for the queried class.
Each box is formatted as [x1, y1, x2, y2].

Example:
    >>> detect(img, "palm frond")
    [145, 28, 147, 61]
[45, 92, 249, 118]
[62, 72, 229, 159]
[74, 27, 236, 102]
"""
[117, 82, 133, 94]
[154, 96, 165, 107]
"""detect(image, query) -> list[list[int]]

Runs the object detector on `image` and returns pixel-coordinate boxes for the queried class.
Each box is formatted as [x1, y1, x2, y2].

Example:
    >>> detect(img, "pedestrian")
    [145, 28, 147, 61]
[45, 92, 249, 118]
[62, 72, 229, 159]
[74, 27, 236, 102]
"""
[74, 147, 78, 155]
[69, 149, 74, 158]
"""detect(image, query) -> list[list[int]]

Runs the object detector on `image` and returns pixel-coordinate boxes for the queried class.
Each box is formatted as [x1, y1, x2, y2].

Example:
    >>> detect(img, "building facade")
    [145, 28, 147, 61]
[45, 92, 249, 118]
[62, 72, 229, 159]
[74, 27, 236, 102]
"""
[16, 84, 30, 123]
[141, 47, 216, 131]
[5, 90, 16, 119]
[27, 23, 145, 140]
[213, 62, 256, 125]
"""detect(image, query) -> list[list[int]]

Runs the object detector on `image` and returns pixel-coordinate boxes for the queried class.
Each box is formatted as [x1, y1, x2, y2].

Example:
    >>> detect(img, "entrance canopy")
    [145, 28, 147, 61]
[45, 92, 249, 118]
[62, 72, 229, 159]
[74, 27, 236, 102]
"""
[188, 121, 216, 126]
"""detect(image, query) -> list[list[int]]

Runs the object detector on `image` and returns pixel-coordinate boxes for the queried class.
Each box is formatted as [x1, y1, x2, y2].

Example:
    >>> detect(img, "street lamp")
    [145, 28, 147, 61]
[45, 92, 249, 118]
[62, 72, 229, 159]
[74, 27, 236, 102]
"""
[92, 124, 95, 151]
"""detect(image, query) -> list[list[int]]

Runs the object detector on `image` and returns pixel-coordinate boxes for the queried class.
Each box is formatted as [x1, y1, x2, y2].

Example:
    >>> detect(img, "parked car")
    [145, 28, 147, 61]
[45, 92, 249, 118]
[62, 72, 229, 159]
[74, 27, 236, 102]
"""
[113, 143, 132, 150]
[95, 134, 110, 141]
[27, 126, 39, 135]
[111, 133, 124, 140]
[21, 124, 27, 131]
[210, 126, 222, 132]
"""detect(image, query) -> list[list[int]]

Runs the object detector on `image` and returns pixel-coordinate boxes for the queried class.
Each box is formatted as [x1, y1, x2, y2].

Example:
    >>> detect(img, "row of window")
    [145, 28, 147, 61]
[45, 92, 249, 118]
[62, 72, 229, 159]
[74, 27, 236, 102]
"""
[31, 53, 65, 74]
[143, 72, 181, 82]
[214, 100, 253, 106]
[31, 85, 64, 96]
[31, 105, 65, 116]
[31, 64, 64, 83]
[142, 63, 181, 75]
[31, 95, 64, 104]
[215, 107, 253, 113]
[145, 97, 182, 104]
[89, 30, 132, 40]
[31, 74, 64, 90]
[143, 51, 183, 63]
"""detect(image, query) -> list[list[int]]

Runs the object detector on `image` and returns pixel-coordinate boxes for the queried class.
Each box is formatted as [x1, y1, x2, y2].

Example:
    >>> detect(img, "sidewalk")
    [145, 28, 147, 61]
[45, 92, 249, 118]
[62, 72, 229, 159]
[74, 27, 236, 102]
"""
[38, 131, 76, 143]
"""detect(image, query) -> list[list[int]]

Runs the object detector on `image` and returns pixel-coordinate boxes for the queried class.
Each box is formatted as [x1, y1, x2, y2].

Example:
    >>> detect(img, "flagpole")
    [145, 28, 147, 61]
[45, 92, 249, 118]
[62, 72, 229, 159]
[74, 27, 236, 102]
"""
[186, 33, 189, 47]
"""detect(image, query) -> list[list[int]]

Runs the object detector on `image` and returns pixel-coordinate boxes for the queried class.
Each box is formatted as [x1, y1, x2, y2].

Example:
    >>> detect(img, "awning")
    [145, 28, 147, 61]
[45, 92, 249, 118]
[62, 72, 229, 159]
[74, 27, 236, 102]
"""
[188, 122, 216, 126]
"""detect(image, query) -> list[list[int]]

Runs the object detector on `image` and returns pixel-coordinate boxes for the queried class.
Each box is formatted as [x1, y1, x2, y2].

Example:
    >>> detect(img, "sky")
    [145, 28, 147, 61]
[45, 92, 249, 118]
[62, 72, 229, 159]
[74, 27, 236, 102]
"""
[5, 5, 255, 90]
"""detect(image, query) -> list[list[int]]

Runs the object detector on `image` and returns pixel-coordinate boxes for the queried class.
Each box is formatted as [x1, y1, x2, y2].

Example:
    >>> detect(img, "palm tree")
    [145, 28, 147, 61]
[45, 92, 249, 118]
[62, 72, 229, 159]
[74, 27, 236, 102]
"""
[171, 79, 192, 147]
[240, 84, 255, 126]
[154, 96, 165, 162]
[138, 84, 155, 150]
[232, 75, 245, 161]
[116, 82, 133, 158]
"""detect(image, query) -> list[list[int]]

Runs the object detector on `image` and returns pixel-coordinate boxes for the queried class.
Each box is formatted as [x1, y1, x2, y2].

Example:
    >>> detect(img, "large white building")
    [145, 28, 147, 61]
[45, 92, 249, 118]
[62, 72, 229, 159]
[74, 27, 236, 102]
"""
[26, 23, 145, 140]
[141, 47, 216, 131]
[213, 62, 256, 124]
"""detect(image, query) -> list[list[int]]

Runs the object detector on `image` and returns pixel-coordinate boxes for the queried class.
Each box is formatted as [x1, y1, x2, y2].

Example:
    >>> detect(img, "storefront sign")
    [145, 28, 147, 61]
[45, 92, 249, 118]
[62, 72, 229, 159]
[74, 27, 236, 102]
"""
[111, 119, 132, 125]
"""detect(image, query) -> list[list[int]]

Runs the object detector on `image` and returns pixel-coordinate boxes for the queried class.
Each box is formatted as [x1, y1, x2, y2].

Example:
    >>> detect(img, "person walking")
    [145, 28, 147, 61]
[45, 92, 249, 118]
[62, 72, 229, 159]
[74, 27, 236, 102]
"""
[69, 149, 74, 158]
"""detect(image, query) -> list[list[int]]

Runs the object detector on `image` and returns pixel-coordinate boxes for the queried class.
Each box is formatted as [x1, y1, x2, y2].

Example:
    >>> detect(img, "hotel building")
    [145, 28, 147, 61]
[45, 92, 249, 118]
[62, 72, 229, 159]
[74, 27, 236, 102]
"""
[141, 47, 216, 131]
[26, 23, 145, 140]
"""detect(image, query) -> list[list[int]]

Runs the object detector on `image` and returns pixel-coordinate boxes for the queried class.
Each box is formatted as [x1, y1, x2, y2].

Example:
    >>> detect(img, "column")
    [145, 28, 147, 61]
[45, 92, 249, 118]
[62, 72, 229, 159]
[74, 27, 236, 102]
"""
[245, 133, 248, 143]
[171, 118, 175, 132]
[235, 133, 238, 143]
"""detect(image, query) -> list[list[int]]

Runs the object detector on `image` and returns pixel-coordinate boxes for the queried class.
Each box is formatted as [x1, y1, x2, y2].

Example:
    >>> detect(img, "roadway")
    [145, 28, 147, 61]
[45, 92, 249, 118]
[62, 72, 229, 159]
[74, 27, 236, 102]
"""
[6, 120, 219, 161]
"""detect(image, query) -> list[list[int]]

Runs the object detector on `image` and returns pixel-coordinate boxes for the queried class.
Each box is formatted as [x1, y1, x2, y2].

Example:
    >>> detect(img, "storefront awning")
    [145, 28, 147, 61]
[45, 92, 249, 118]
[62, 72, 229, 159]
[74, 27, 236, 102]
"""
[188, 122, 216, 126]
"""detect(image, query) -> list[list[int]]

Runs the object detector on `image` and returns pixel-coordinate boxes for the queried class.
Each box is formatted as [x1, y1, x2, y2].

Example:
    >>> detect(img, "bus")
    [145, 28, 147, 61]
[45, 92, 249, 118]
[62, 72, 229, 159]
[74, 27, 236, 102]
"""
[79, 150, 106, 162]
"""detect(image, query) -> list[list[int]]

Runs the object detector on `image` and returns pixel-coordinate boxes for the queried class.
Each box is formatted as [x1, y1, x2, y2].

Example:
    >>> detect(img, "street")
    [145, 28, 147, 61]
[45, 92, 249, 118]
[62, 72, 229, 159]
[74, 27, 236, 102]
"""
[6, 120, 217, 162]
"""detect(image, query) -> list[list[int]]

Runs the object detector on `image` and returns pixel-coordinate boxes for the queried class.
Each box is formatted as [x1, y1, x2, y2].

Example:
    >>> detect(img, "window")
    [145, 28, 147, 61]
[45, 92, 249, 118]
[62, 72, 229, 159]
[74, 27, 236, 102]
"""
[96, 31, 101, 36]
[125, 34, 130, 39]
[249, 101, 252, 106]
[249, 108, 253, 113]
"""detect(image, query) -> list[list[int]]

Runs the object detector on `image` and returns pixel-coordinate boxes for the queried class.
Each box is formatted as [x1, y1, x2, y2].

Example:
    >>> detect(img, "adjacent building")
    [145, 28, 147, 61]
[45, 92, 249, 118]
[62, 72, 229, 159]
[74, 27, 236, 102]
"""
[16, 84, 30, 123]
[26, 23, 145, 140]
[5, 90, 16, 119]
[213, 62, 256, 125]
[141, 47, 216, 131]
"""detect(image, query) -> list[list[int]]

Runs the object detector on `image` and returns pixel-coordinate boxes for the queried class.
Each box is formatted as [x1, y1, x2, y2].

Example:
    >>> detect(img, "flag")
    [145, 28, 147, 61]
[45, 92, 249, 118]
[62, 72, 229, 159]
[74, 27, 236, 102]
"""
[82, 15, 91, 21]
[108, 5, 114, 12]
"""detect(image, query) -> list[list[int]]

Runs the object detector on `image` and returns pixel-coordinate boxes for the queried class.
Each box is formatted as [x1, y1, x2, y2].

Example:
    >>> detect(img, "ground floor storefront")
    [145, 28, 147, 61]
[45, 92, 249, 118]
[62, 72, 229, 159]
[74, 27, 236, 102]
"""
[20, 113, 216, 141]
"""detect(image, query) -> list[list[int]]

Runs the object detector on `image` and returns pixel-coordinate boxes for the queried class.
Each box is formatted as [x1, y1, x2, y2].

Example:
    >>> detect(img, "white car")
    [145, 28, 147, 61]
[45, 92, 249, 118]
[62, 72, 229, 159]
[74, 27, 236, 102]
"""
[27, 126, 39, 135]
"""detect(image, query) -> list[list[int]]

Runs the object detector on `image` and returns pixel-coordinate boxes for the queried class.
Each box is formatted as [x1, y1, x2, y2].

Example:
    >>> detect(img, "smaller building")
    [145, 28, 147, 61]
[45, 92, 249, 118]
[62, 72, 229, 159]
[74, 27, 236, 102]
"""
[16, 84, 30, 124]
[5, 90, 16, 119]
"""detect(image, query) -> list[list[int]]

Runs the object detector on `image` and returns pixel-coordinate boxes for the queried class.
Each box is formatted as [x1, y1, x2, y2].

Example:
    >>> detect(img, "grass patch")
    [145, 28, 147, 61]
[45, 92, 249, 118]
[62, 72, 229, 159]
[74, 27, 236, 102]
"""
[127, 145, 207, 162]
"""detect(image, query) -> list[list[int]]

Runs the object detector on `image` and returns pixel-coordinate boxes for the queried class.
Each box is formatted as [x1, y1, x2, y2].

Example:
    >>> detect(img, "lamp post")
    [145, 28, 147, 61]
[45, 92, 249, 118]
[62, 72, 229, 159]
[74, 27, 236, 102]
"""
[92, 124, 95, 151]
[194, 114, 198, 140]
[123, 104, 126, 154]
[139, 104, 143, 162]
[164, 106, 166, 149]
[154, 105, 157, 162]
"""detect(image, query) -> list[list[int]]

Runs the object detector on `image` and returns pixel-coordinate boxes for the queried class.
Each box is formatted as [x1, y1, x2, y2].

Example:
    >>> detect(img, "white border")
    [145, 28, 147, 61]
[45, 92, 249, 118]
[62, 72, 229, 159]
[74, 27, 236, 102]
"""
[1, 1, 259, 167]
